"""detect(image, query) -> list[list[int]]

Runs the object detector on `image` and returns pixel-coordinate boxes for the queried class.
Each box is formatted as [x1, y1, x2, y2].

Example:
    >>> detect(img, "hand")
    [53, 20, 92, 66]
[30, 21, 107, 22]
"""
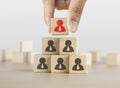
[43, 0, 87, 33]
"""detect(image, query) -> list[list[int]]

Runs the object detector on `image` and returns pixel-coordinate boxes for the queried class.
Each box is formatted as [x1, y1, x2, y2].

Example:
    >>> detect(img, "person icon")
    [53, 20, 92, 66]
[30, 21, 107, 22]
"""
[72, 58, 84, 71]
[45, 40, 56, 52]
[37, 57, 48, 70]
[54, 20, 66, 32]
[63, 40, 74, 52]
[55, 57, 66, 70]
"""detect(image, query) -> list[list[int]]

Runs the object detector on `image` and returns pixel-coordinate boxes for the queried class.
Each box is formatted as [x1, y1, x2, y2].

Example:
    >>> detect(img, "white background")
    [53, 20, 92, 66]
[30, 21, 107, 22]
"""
[0, 0, 120, 56]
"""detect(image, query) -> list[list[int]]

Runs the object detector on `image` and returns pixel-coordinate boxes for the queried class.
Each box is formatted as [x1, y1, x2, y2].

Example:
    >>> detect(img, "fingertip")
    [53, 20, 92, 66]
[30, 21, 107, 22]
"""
[70, 29, 77, 33]
[45, 15, 52, 33]
[67, 20, 78, 33]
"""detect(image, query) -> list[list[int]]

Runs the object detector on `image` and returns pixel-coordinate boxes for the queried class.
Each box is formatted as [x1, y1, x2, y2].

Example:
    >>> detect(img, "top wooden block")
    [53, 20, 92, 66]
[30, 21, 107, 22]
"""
[51, 18, 68, 35]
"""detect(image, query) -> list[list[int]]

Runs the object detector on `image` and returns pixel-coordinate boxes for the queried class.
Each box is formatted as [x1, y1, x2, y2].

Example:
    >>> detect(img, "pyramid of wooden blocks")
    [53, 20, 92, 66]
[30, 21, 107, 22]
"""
[33, 18, 88, 74]
[106, 53, 120, 65]
[51, 18, 68, 35]
[33, 36, 88, 74]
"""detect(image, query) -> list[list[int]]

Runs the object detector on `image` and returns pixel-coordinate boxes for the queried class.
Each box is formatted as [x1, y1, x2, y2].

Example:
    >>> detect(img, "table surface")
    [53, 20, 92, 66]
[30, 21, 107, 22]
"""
[0, 61, 120, 88]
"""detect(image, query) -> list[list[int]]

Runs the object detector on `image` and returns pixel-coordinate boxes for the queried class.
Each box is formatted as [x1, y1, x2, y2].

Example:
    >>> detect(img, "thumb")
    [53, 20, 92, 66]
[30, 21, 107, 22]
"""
[67, 0, 87, 33]
[44, 0, 55, 32]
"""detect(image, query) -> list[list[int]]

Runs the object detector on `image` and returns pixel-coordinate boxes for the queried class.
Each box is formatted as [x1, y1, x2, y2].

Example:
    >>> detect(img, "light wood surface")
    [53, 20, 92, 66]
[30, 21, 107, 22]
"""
[0, 61, 120, 88]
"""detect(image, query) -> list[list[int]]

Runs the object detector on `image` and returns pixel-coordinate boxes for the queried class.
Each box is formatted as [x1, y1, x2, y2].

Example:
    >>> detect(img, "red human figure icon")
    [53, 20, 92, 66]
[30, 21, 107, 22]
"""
[54, 20, 66, 32]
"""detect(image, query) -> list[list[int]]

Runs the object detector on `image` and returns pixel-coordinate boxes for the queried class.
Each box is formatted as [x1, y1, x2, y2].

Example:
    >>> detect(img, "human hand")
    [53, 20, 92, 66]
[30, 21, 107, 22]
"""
[43, 0, 87, 33]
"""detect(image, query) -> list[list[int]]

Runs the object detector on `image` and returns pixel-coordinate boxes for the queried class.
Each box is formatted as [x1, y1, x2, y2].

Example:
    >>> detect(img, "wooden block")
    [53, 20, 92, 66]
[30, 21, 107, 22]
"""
[12, 52, 24, 64]
[106, 53, 120, 65]
[89, 51, 100, 63]
[3, 49, 13, 61]
[33, 54, 51, 73]
[80, 53, 92, 65]
[0, 51, 3, 62]
[51, 18, 68, 35]
[51, 55, 69, 73]
[0, 50, 6, 62]
[59, 37, 77, 54]
[27, 52, 40, 64]
[69, 55, 88, 74]
[42, 37, 59, 55]
[20, 41, 33, 52]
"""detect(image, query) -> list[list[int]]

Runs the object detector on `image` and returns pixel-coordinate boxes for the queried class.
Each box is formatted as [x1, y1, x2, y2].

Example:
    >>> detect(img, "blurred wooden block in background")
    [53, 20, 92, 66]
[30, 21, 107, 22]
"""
[3, 49, 13, 61]
[89, 51, 100, 63]
[20, 41, 33, 52]
[106, 53, 120, 65]
[0, 51, 4, 62]
[80, 53, 92, 65]
[12, 52, 24, 64]
[27, 52, 40, 64]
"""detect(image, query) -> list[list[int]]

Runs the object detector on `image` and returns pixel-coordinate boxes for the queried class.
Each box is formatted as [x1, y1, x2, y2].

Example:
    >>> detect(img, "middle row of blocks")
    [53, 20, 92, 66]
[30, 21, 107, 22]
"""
[42, 37, 77, 55]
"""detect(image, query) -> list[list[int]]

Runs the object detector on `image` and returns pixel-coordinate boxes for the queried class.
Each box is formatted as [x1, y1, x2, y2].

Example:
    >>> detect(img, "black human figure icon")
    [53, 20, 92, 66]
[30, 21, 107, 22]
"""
[37, 57, 48, 70]
[55, 58, 66, 70]
[45, 40, 56, 52]
[63, 40, 74, 52]
[72, 58, 84, 71]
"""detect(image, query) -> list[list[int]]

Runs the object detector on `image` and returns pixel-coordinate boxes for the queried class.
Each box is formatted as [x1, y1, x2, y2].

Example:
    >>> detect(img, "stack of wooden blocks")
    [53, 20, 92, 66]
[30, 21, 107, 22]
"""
[33, 18, 88, 74]
[1, 18, 120, 70]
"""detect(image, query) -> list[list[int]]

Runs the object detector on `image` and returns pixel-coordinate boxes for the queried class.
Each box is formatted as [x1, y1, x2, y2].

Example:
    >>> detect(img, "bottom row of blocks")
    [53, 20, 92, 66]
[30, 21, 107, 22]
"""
[34, 54, 88, 74]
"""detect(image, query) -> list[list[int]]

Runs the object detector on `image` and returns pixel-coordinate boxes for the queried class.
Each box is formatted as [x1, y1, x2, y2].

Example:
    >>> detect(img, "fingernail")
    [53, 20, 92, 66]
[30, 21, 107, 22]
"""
[68, 20, 78, 33]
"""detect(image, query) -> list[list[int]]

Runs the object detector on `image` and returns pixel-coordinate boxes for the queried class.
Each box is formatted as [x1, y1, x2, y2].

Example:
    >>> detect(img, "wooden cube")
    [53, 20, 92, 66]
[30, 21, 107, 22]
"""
[12, 52, 24, 64]
[106, 53, 120, 65]
[59, 37, 77, 55]
[69, 55, 88, 74]
[51, 18, 68, 35]
[27, 52, 40, 64]
[20, 41, 33, 52]
[42, 37, 59, 55]
[51, 55, 69, 73]
[80, 53, 92, 65]
[33, 54, 51, 73]
[3, 49, 13, 61]
[89, 51, 100, 63]
[0, 51, 3, 62]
